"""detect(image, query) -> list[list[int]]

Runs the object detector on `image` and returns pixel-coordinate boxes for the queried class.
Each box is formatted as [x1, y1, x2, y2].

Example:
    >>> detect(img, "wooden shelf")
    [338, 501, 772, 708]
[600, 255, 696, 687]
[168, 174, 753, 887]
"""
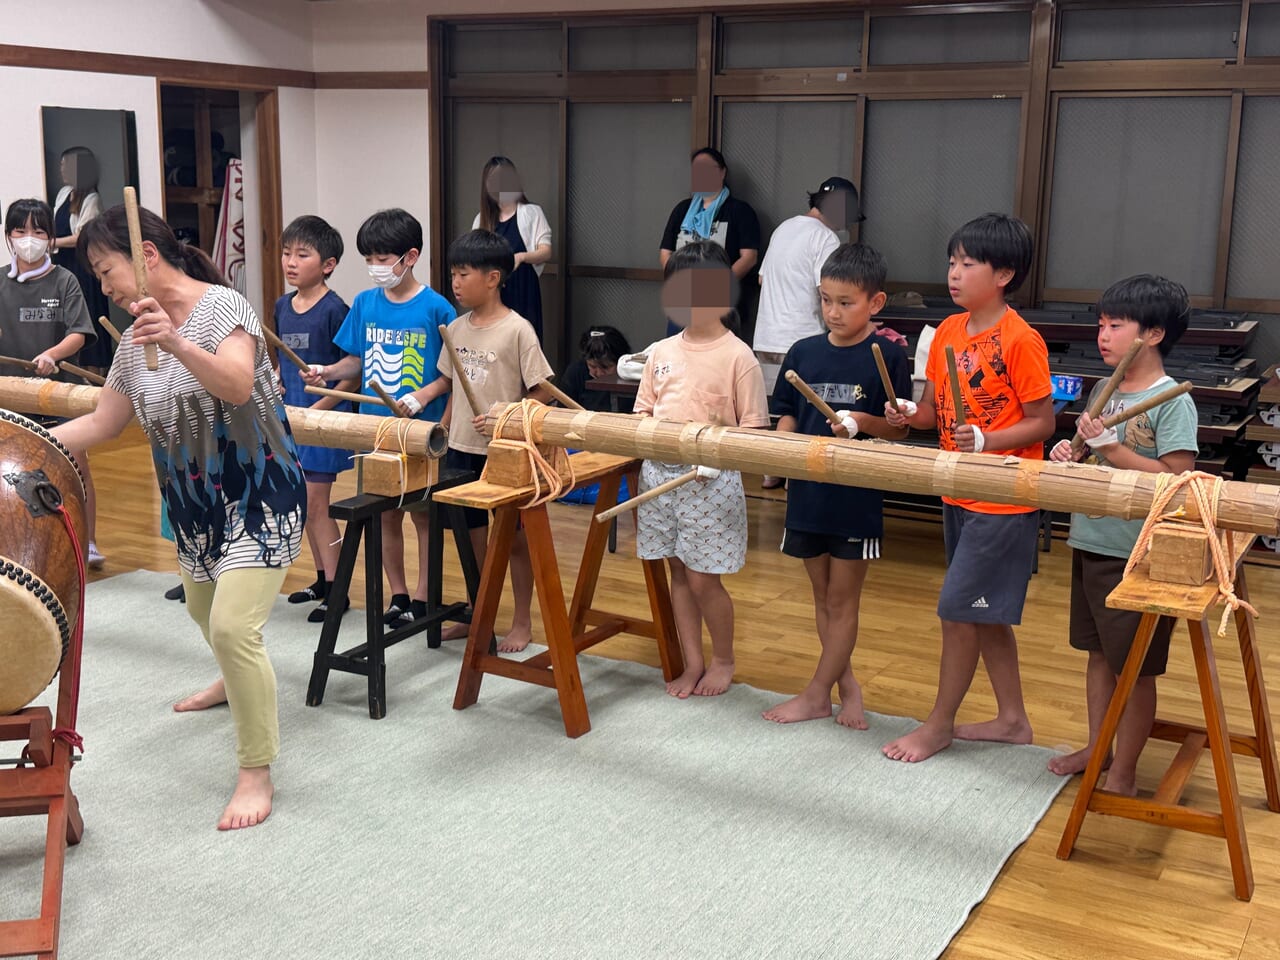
[1245, 415, 1280, 442]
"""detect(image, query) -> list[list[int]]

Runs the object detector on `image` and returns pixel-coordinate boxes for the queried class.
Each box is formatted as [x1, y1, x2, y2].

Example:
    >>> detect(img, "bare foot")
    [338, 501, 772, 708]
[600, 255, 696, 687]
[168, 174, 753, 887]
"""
[1048, 745, 1110, 777]
[882, 722, 953, 763]
[953, 716, 1033, 745]
[835, 679, 869, 730]
[762, 690, 834, 724]
[1102, 769, 1138, 797]
[694, 659, 735, 697]
[496, 624, 533, 653]
[666, 666, 703, 699]
[174, 678, 227, 712]
[441, 622, 470, 642]
[217, 766, 274, 831]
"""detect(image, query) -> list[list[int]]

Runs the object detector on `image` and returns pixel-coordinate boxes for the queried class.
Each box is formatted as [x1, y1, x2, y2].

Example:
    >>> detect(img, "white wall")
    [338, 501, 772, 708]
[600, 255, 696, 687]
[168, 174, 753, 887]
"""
[0, 69, 163, 217]
[310, 2, 429, 71]
[8, 0, 313, 70]
[313, 89, 433, 299]
[278, 87, 319, 224]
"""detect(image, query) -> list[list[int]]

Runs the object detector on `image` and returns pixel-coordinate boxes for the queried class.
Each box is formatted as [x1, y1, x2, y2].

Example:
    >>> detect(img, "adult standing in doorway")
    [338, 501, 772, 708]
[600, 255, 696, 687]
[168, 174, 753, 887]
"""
[473, 156, 552, 341]
[51, 146, 113, 374]
[659, 147, 760, 339]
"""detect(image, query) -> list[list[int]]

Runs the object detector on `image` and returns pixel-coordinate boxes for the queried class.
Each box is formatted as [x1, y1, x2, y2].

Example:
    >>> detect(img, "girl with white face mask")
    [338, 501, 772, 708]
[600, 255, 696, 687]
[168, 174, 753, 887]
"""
[0, 197, 106, 568]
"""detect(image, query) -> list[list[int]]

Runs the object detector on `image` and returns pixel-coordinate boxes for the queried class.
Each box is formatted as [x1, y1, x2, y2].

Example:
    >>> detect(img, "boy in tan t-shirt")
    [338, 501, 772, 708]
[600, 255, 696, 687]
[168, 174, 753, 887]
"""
[439, 229, 554, 652]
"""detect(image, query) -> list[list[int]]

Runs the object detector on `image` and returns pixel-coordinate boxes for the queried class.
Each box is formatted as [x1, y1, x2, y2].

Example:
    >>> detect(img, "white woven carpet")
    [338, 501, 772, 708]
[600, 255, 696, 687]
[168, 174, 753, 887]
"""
[1, 570, 1066, 960]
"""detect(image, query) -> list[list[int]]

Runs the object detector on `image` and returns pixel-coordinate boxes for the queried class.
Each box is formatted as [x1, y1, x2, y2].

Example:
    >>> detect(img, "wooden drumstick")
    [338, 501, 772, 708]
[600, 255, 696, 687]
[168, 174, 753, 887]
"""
[305, 383, 398, 413]
[871, 342, 900, 411]
[98, 315, 123, 344]
[261, 325, 310, 373]
[1070, 337, 1146, 456]
[539, 378, 585, 411]
[783, 370, 843, 428]
[438, 323, 482, 415]
[1100, 381, 1193, 431]
[944, 345, 967, 427]
[123, 186, 158, 371]
[0, 354, 106, 386]
[368, 380, 409, 418]
[595, 468, 699, 524]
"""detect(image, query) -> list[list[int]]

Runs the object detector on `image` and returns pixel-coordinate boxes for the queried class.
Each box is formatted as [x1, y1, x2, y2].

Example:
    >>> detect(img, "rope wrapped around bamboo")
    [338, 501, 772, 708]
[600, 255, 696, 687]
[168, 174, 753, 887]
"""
[0, 376, 449, 459]
[481, 402, 1280, 537]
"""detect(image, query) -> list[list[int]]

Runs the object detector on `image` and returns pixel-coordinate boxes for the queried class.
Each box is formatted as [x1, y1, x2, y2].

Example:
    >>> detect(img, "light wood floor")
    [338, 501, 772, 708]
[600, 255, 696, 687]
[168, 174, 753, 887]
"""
[83, 431, 1280, 959]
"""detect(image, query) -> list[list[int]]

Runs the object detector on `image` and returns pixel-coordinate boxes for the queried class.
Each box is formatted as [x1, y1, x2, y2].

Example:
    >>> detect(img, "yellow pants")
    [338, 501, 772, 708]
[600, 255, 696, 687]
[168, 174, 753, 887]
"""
[180, 567, 288, 767]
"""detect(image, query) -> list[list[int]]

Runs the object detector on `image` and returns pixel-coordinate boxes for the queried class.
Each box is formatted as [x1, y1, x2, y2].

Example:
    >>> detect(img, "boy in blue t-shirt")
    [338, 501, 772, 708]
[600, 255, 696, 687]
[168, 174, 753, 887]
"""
[302, 208, 455, 625]
[275, 215, 354, 622]
[1047, 274, 1199, 796]
[765, 243, 911, 728]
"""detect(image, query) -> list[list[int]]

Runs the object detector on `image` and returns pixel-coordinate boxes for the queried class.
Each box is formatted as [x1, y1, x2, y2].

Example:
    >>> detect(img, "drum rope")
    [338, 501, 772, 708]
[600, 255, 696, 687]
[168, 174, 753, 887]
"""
[50, 504, 87, 751]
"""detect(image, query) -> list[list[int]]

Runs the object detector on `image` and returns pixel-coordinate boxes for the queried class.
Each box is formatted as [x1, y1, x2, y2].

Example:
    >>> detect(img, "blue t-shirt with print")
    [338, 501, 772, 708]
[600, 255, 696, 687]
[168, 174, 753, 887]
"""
[333, 286, 454, 420]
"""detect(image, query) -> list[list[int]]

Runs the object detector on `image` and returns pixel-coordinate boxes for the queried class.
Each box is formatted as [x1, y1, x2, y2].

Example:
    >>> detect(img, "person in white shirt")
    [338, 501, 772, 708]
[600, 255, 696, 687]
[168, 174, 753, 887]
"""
[754, 177, 864, 489]
[472, 156, 552, 342]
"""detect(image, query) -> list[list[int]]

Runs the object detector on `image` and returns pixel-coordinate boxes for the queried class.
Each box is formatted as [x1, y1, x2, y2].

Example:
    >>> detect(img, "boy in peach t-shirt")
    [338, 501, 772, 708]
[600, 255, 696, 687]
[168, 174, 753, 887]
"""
[882, 213, 1055, 763]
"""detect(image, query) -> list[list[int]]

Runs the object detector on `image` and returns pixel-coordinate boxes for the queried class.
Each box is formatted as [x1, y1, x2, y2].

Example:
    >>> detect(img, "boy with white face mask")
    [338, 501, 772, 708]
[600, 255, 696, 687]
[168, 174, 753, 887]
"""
[301, 208, 455, 626]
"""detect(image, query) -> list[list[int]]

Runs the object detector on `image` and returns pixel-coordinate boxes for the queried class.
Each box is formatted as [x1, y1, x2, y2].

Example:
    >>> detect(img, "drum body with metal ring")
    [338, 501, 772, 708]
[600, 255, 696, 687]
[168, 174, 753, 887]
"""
[0, 410, 88, 714]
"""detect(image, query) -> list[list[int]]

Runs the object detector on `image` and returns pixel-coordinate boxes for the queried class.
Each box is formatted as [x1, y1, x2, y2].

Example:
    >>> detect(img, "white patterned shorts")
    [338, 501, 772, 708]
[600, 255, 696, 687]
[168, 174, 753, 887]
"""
[636, 460, 748, 574]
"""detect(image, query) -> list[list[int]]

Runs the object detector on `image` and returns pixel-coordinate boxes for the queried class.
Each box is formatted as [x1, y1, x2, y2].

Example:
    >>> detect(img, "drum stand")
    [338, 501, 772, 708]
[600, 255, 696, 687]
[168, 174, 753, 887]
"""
[0, 665, 83, 959]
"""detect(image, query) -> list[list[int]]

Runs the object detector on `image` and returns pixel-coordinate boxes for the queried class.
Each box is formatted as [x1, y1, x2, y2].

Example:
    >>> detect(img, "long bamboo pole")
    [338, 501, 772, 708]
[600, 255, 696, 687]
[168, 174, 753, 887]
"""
[479, 402, 1280, 536]
[123, 187, 158, 372]
[0, 377, 448, 458]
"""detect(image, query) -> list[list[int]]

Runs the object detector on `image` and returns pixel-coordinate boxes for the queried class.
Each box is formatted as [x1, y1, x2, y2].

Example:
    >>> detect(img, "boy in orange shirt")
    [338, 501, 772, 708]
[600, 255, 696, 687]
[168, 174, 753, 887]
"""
[882, 213, 1055, 763]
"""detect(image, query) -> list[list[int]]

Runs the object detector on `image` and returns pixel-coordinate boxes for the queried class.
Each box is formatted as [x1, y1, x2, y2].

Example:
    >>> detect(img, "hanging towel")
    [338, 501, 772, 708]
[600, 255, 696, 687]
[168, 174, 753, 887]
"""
[679, 187, 729, 240]
[213, 158, 246, 295]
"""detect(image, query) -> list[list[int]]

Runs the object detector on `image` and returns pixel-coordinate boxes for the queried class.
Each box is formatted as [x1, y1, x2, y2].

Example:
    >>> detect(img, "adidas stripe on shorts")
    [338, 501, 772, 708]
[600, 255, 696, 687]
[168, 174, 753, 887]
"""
[936, 503, 1039, 625]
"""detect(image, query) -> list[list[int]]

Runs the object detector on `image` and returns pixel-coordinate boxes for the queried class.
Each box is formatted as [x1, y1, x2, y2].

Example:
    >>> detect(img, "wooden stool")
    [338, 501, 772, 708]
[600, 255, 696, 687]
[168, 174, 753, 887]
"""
[305, 465, 483, 719]
[437, 452, 683, 738]
[1057, 534, 1280, 900]
[0, 695, 84, 959]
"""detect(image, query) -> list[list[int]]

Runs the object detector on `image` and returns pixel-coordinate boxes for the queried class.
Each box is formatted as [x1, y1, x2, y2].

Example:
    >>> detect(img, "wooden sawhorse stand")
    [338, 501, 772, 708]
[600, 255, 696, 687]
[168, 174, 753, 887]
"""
[1057, 535, 1280, 900]
[306, 465, 483, 719]
[438, 452, 682, 738]
[0, 686, 84, 958]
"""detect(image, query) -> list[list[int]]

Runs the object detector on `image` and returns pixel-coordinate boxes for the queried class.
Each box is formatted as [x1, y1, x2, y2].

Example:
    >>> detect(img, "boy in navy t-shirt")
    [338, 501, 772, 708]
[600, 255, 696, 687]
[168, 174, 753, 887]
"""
[275, 215, 354, 622]
[302, 208, 456, 626]
[764, 243, 911, 728]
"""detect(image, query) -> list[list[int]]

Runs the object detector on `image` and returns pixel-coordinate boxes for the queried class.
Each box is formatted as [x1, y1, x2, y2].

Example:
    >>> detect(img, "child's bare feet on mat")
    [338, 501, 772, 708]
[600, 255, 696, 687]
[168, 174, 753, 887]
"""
[762, 690, 834, 724]
[835, 679, 868, 730]
[496, 625, 533, 653]
[218, 766, 273, 831]
[1048, 745, 1109, 777]
[441, 622, 470, 642]
[694, 658, 734, 696]
[666, 667, 703, 699]
[174, 678, 227, 712]
[882, 722, 952, 762]
[953, 717, 1033, 745]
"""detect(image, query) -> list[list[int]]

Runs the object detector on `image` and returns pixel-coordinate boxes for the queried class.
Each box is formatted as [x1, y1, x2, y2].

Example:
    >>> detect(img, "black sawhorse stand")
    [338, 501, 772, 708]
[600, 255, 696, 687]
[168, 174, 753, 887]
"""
[306, 467, 483, 718]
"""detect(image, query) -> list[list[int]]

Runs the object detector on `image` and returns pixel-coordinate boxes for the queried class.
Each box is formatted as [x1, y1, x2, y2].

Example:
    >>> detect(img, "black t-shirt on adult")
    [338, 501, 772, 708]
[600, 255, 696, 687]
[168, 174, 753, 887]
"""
[661, 195, 762, 333]
[771, 332, 913, 541]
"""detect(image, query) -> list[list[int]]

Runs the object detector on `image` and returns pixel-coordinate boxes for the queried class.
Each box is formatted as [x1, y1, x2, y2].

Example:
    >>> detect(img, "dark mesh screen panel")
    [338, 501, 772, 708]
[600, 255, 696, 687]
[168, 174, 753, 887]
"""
[567, 101, 691, 268]
[1247, 3, 1280, 57]
[449, 25, 562, 74]
[1228, 97, 1280, 300]
[1058, 5, 1241, 61]
[569, 277, 662, 357]
[569, 23, 697, 71]
[719, 100, 857, 251]
[869, 12, 1031, 65]
[1045, 96, 1229, 296]
[447, 102, 559, 255]
[861, 98, 1021, 286]
[720, 17, 861, 70]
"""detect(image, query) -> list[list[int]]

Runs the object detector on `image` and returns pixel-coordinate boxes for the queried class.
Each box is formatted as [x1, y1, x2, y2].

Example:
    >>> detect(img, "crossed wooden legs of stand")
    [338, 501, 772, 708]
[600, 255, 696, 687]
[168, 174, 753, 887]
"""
[0, 709, 83, 960]
[453, 471, 682, 738]
[1058, 568, 1280, 900]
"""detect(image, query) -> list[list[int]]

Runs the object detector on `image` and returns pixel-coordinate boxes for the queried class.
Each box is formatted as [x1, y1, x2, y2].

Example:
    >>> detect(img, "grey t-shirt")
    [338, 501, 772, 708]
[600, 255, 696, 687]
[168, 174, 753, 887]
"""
[0, 266, 96, 379]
